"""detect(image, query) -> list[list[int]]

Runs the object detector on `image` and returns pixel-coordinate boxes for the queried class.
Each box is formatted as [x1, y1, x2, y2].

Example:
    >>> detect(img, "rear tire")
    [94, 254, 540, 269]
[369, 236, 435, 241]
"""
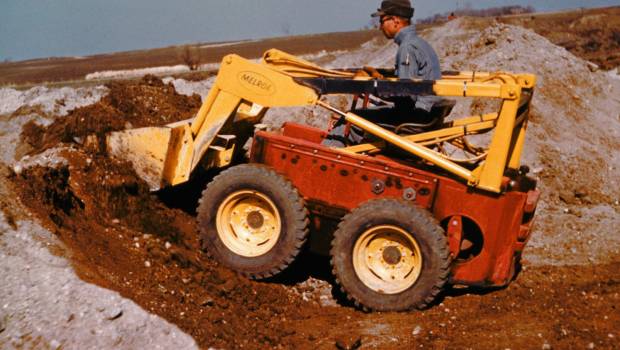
[330, 199, 450, 311]
[197, 164, 309, 279]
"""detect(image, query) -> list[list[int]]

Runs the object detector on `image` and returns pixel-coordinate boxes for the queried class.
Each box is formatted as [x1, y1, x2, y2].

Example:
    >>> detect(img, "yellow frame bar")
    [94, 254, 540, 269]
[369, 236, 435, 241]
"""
[342, 112, 499, 154]
[342, 111, 477, 183]
[318, 78, 533, 193]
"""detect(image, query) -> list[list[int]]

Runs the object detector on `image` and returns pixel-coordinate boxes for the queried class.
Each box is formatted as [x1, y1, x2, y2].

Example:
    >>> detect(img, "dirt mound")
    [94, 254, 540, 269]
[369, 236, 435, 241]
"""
[450, 22, 620, 205]
[11, 148, 320, 348]
[10, 76, 321, 348]
[21, 75, 201, 153]
[418, 19, 620, 265]
[348, 19, 620, 213]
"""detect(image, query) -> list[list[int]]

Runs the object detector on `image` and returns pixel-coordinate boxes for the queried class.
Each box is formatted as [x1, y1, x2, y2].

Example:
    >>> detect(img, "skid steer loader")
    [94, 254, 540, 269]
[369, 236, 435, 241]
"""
[103, 49, 539, 311]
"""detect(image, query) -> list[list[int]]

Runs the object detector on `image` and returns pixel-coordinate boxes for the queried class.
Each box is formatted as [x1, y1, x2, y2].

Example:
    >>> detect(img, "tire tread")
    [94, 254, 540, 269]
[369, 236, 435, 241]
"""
[197, 164, 308, 279]
[330, 198, 450, 312]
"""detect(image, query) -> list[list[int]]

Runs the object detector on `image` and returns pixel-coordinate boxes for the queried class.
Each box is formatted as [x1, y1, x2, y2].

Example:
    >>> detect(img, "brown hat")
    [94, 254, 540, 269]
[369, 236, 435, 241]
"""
[371, 0, 414, 19]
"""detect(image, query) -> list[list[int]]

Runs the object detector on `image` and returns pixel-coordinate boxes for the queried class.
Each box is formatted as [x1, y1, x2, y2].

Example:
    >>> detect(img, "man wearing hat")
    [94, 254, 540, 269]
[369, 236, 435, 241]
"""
[323, 0, 442, 147]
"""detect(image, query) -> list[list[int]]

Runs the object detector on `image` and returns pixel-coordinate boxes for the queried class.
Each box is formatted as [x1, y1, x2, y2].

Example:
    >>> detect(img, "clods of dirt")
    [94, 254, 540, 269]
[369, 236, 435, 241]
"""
[11, 75, 322, 348]
[11, 147, 319, 349]
[20, 75, 201, 154]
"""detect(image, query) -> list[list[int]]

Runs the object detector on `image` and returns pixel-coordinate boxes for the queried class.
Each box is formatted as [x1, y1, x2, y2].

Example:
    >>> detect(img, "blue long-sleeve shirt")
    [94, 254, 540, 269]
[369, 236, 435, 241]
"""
[394, 25, 441, 112]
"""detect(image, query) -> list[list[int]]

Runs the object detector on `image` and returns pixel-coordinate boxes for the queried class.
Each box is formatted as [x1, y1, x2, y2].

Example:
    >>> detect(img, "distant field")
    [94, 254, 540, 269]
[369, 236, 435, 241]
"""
[0, 6, 618, 87]
[0, 31, 382, 87]
[499, 6, 620, 70]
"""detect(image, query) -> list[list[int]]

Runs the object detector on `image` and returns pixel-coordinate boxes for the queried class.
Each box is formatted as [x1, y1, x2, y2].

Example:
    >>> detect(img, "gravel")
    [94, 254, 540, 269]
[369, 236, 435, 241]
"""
[0, 195, 197, 349]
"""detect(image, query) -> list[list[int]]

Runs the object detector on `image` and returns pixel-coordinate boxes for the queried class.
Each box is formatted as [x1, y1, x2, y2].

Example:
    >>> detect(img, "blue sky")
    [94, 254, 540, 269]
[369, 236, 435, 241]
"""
[1, 0, 618, 61]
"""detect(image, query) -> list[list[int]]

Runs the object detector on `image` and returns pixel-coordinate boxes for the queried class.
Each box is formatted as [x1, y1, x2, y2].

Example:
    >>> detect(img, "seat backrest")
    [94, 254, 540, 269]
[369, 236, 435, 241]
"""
[395, 98, 456, 135]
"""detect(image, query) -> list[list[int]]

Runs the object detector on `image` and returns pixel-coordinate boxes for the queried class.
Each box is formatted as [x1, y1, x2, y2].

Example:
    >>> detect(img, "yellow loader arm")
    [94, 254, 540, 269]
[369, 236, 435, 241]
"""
[106, 49, 339, 190]
[106, 49, 536, 194]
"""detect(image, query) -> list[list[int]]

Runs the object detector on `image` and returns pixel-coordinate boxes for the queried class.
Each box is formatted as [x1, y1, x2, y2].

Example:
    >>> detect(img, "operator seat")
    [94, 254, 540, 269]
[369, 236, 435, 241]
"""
[394, 98, 456, 135]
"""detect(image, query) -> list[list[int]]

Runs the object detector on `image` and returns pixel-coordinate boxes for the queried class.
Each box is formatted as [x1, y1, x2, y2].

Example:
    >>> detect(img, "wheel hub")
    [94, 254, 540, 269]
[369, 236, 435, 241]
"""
[216, 190, 281, 257]
[246, 210, 265, 229]
[352, 225, 423, 294]
[382, 246, 402, 265]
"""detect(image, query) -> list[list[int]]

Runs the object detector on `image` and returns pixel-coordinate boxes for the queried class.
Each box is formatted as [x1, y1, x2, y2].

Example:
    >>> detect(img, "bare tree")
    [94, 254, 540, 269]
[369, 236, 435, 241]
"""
[181, 45, 201, 71]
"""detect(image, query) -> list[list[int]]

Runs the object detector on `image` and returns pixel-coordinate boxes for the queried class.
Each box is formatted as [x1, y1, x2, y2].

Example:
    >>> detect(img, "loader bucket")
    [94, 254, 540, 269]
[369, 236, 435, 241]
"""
[105, 120, 194, 191]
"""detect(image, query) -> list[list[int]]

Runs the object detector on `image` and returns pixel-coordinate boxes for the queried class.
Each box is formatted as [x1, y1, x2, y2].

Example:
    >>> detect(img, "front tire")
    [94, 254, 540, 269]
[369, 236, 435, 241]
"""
[197, 164, 309, 279]
[330, 199, 450, 311]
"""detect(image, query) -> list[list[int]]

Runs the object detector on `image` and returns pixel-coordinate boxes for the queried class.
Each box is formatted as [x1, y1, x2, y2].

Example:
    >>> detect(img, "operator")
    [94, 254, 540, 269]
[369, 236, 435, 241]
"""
[322, 0, 442, 147]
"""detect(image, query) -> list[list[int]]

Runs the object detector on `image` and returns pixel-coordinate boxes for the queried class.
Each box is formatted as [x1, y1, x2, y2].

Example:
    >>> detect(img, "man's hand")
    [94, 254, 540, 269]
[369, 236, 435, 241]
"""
[363, 66, 384, 79]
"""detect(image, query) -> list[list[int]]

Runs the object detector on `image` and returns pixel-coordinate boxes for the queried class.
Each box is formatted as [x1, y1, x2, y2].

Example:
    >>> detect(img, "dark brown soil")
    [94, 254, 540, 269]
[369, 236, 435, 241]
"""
[11, 150, 310, 349]
[20, 75, 201, 153]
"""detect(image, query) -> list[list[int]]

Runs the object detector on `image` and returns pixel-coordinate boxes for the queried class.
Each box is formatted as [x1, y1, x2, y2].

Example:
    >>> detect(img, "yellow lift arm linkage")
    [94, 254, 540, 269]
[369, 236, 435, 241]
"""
[105, 49, 535, 194]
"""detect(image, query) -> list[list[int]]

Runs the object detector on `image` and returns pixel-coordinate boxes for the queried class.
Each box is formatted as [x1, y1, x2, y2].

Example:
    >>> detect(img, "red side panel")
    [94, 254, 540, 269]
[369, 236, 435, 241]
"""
[281, 122, 327, 145]
[432, 180, 528, 286]
[253, 129, 438, 211]
[251, 123, 539, 287]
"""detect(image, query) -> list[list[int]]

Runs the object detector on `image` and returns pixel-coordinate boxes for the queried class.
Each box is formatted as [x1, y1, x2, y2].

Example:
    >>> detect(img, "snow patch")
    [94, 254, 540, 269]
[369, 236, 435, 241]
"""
[161, 77, 216, 99]
[86, 65, 190, 80]
[85, 63, 220, 81]
[607, 68, 620, 80]
[199, 40, 256, 49]
[0, 85, 107, 116]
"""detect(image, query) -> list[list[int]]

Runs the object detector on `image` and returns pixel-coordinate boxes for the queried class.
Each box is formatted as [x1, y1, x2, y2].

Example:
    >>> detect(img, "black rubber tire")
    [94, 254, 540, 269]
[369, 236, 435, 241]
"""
[330, 199, 450, 312]
[197, 164, 309, 279]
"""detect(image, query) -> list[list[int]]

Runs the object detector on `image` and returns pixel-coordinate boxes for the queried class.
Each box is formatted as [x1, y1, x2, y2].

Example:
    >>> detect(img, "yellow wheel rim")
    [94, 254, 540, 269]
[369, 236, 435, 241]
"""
[353, 225, 423, 294]
[216, 190, 281, 257]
